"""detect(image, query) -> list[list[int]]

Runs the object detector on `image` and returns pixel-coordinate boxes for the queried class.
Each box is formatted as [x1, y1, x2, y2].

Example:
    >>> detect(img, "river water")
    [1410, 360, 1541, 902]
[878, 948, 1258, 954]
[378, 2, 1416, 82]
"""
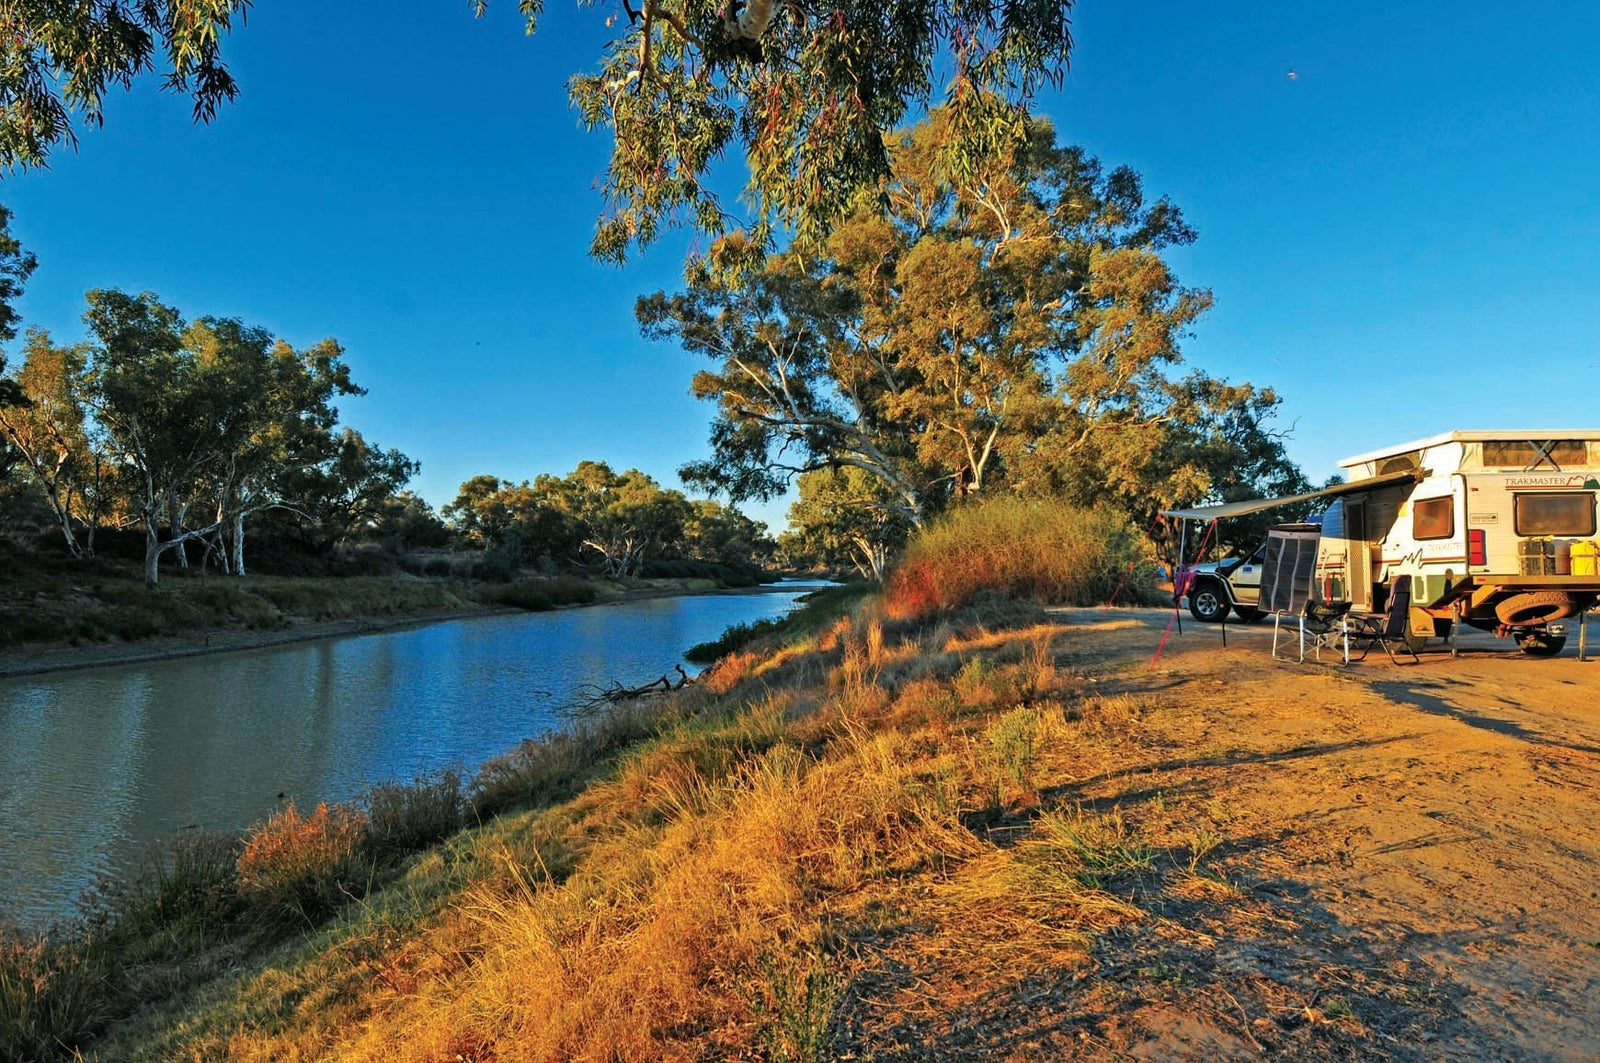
[0, 586, 821, 928]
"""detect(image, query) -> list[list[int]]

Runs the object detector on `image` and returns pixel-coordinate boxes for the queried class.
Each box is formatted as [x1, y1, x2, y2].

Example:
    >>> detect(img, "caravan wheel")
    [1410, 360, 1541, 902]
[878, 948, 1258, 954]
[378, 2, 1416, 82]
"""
[1514, 629, 1567, 658]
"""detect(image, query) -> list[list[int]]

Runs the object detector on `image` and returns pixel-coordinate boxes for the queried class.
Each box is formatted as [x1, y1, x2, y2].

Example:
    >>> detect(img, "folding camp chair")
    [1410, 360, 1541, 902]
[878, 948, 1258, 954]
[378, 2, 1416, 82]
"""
[1348, 576, 1422, 664]
[1272, 599, 1353, 663]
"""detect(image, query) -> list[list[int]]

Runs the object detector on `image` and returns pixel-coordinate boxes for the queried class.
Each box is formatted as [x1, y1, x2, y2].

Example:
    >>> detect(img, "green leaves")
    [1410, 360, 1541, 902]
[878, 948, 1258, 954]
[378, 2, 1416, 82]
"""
[647, 109, 1306, 544]
[0, 0, 249, 171]
[548, 0, 1073, 260]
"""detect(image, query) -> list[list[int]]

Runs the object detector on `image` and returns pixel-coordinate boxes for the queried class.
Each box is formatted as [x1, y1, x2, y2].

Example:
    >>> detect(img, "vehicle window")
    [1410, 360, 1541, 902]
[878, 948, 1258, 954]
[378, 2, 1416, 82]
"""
[1317, 500, 1346, 540]
[1514, 492, 1596, 536]
[1412, 496, 1454, 540]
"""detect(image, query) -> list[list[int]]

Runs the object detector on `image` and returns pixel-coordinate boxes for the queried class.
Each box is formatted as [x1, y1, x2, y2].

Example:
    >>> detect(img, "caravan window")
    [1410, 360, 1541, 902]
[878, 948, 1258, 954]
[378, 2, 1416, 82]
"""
[1412, 497, 1454, 540]
[1514, 493, 1596, 536]
[1483, 440, 1589, 469]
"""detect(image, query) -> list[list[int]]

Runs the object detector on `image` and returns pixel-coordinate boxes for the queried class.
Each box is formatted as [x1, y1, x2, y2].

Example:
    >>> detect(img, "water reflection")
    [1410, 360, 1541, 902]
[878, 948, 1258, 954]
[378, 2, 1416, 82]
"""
[0, 588, 817, 926]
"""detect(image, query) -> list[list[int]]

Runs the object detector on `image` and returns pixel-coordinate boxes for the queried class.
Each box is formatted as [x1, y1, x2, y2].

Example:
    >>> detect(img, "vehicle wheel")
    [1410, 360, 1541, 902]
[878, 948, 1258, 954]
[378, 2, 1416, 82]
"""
[1495, 591, 1577, 626]
[1187, 582, 1228, 623]
[1231, 606, 1262, 623]
[1514, 630, 1568, 657]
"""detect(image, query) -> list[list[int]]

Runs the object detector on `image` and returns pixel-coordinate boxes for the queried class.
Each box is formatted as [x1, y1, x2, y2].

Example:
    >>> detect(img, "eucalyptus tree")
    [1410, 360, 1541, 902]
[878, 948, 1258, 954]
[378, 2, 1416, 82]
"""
[80, 289, 211, 583]
[79, 290, 371, 584]
[546, 0, 1076, 261]
[0, 330, 110, 555]
[533, 461, 692, 576]
[196, 327, 366, 575]
[682, 499, 772, 567]
[0, 0, 248, 171]
[787, 466, 912, 582]
[0, 202, 40, 509]
[644, 111, 1272, 529]
[284, 428, 420, 556]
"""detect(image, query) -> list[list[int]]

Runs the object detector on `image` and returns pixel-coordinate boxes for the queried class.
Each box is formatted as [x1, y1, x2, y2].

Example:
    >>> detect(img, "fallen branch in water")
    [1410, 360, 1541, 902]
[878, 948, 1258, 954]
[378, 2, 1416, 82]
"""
[571, 665, 696, 712]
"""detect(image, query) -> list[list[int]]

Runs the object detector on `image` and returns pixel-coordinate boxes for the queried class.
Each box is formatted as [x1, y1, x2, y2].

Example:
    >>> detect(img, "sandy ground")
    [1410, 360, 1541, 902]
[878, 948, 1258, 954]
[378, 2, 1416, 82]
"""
[1121, 610, 1600, 1060]
[838, 607, 1600, 1062]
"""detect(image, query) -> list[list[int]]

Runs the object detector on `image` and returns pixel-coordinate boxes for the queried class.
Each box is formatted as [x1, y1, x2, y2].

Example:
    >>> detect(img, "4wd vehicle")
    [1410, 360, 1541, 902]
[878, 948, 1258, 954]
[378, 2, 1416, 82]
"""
[1183, 543, 1267, 623]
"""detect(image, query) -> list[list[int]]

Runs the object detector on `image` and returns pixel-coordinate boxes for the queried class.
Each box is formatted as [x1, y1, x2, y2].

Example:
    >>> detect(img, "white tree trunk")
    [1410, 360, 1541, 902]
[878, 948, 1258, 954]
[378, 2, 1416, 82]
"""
[231, 510, 246, 577]
[144, 519, 162, 587]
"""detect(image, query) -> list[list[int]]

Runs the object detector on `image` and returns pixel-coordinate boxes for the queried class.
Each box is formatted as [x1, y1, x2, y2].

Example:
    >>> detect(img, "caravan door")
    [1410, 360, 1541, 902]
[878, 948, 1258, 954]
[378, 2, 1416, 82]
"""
[1318, 499, 1375, 610]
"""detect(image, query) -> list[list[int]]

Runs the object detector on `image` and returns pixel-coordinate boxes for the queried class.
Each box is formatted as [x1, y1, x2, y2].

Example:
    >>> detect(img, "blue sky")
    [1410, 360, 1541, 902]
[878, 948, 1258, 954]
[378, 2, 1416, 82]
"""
[4, 2, 1598, 531]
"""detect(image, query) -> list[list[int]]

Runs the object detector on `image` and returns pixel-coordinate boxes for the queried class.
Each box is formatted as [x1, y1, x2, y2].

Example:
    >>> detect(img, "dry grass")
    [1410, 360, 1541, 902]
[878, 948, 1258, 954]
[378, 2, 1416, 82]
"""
[70, 597, 1337, 1063]
[237, 801, 371, 928]
[885, 497, 1159, 619]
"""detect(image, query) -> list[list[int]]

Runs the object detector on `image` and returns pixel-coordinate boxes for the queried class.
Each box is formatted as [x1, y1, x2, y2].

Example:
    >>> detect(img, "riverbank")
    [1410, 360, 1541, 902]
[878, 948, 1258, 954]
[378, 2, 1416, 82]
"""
[0, 604, 515, 679]
[0, 568, 809, 679]
[14, 590, 1596, 1060]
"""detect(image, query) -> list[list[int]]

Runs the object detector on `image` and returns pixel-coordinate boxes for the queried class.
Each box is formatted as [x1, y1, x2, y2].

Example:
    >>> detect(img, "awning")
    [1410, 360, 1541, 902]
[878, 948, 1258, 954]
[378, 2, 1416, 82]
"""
[1160, 470, 1421, 522]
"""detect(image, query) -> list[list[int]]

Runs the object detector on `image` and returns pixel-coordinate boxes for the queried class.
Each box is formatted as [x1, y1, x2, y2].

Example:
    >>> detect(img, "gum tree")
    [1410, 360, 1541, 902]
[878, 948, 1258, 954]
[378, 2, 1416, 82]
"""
[0, 0, 248, 171]
[645, 112, 1307, 538]
[6, 3, 1076, 266]
[0, 330, 110, 555]
[644, 113, 1210, 516]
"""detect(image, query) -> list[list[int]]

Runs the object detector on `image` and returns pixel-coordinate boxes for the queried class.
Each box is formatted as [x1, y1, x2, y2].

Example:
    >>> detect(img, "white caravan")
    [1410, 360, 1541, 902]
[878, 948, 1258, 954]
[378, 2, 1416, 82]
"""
[1312, 430, 1600, 655]
[1167, 430, 1600, 656]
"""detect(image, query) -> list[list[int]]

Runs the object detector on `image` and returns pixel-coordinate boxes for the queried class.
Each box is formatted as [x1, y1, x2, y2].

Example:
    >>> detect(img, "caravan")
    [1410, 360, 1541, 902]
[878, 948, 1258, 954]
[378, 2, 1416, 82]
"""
[1313, 431, 1600, 656]
[1169, 431, 1600, 657]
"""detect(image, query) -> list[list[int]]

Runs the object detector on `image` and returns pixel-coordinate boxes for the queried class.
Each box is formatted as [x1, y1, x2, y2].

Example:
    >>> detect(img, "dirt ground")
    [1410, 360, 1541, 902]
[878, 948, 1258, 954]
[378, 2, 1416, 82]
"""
[832, 608, 1600, 1062]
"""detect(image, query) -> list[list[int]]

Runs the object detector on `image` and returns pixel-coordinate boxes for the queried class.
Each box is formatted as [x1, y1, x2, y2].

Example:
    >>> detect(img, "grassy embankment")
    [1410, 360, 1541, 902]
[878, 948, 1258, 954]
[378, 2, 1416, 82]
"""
[2, 500, 1249, 1061]
[0, 537, 776, 654]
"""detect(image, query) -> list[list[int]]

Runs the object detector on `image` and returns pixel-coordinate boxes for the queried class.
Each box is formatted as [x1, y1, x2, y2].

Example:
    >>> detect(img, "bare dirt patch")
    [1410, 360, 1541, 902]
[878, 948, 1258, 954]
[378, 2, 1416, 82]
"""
[829, 609, 1600, 1061]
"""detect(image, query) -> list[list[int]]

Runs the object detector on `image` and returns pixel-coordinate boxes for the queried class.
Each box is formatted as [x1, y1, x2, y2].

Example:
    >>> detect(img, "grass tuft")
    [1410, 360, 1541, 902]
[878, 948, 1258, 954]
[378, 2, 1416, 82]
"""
[237, 801, 371, 929]
[885, 497, 1159, 619]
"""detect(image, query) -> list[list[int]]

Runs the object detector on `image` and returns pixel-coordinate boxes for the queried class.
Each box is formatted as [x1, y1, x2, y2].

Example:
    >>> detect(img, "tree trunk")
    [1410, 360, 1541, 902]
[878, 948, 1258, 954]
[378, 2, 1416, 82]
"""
[50, 486, 82, 558]
[144, 519, 162, 587]
[231, 509, 246, 577]
[169, 499, 189, 570]
[852, 536, 888, 583]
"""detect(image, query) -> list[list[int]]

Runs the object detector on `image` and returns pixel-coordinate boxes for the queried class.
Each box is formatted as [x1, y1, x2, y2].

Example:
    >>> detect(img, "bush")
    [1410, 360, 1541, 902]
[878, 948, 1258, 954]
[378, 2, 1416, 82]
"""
[361, 771, 466, 861]
[684, 617, 788, 664]
[236, 802, 370, 928]
[0, 927, 107, 1062]
[885, 498, 1158, 619]
[478, 576, 598, 611]
[637, 558, 771, 586]
[85, 831, 244, 957]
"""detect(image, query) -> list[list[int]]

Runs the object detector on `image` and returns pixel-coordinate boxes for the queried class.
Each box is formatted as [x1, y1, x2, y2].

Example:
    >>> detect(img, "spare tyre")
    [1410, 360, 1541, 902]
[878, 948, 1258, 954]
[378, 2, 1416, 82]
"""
[1494, 591, 1577, 626]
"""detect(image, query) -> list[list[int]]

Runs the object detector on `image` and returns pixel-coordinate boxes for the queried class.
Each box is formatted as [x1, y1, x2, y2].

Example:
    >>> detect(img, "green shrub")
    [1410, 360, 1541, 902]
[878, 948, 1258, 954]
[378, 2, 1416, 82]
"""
[478, 576, 597, 611]
[85, 831, 244, 960]
[685, 617, 788, 663]
[885, 498, 1158, 619]
[0, 609, 66, 646]
[986, 706, 1046, 797]
[361, 771, 466, 861]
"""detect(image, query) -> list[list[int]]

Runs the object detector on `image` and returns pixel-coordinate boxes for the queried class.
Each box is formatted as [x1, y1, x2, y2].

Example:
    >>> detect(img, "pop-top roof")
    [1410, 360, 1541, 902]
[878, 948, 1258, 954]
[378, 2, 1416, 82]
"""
[1339, 430, 1600, 469]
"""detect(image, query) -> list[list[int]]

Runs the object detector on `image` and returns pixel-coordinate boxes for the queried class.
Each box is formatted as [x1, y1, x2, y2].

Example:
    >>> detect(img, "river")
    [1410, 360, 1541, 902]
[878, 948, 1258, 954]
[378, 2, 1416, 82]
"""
[0, 585, 823, 928]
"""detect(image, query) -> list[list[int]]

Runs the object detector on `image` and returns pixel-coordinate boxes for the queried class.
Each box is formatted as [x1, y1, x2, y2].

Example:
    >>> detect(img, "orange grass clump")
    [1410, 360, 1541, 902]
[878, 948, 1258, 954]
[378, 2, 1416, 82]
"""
[885, 497, 1156, 619]
[236, 801, 370, 925]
